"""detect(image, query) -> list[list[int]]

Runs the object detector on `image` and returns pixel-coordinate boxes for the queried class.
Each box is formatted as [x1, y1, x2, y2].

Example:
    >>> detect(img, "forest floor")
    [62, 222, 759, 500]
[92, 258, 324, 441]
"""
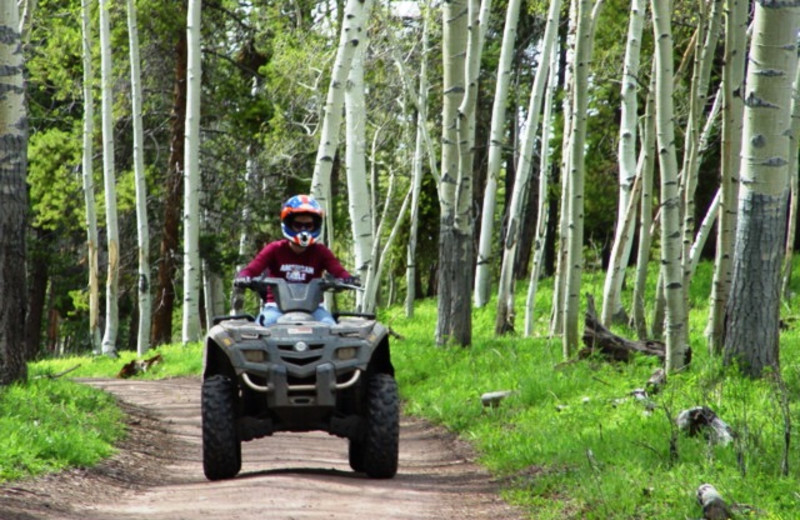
[0, 377, 525, 520]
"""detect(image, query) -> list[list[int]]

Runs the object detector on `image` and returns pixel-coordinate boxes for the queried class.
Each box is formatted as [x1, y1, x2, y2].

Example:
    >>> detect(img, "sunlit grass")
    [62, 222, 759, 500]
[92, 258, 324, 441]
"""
[390, 260, 800, 519]
[0, 379, 123, 482]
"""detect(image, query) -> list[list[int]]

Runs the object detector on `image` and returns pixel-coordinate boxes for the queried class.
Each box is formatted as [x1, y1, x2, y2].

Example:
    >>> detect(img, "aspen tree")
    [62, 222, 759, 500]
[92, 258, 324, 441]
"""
[650, 0, 689, 372]
[99, 0, 120, 357]
[345, 38, 373, 304]
[80, 0, 101, 354]
[524, 45, 560, 337]
[679, 0, 721, 292]
[406, 2, 432, 318]
[436, 0, 470, 345]
[781, 58, 800, 299]
[563, 0, 604, 356]
[724, 1, 799, 378]
[631, 70, 657, 340]
[311, 0, 374, 242]
[182, 0, 202, 344]
[550, 0, 578, 337]
[127, 0, 151, 356]
[0, 0, 28, 383]
[495, 0, 561, 335]
[474, 0, 523, 308]
[601, 0, 645, 326]
[707, 0, 747, 353]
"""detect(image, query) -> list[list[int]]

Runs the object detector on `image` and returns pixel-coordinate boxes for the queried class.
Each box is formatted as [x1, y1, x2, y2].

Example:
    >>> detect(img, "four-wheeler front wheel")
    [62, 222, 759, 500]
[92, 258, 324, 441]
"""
[360, 373, 400, 478]
[201, 374, 242, 480]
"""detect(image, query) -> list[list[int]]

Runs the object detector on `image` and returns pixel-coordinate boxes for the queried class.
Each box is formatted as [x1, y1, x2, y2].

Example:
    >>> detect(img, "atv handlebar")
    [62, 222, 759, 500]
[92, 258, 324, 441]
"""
[233, 275, 362, 293]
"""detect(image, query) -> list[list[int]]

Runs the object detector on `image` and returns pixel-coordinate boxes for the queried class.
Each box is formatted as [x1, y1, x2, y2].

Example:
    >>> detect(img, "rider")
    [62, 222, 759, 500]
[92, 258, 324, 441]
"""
[236, 194, 356, 326]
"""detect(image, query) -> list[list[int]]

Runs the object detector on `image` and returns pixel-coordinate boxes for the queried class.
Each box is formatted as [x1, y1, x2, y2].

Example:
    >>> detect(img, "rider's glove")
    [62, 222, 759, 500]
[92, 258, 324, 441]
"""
[234, 276, 252, 288]
[342, 276, 361, 287]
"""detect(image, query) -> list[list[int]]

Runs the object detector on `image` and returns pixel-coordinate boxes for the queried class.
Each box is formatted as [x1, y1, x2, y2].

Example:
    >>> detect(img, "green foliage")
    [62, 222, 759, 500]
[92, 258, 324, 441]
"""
[27, 127, 85, 232]
[0, 379, 123, 482]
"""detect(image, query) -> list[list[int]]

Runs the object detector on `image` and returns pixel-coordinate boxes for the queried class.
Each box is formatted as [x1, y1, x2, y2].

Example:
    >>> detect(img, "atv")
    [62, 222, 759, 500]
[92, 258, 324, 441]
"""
[201, 275, 399, 480]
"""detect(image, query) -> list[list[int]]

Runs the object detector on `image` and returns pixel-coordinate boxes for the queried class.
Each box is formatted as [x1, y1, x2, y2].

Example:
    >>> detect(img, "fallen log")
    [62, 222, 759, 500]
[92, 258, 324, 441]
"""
[696, 483, 733, 520]
[117, 354, 164, 379]
[580, 294, 671, 362]
[677, 406, 736, 446]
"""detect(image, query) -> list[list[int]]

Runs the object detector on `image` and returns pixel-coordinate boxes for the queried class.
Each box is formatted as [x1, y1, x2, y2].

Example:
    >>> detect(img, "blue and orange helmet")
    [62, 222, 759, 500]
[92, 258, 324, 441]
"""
[280, 194, 324, 247]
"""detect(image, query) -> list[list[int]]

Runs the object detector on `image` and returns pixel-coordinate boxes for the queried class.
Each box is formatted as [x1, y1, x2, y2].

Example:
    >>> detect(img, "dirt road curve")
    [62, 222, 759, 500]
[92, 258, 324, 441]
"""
[0, 378, 524, 520]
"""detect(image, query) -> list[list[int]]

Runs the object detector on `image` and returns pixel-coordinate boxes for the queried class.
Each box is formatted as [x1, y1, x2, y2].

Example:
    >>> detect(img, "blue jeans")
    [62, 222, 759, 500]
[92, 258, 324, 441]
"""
[257, 303, 336, 326]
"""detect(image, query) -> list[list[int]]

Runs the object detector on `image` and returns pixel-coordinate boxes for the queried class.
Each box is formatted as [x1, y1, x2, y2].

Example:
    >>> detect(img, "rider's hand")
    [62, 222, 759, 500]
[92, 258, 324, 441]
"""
[234, 276, 252, 288]
[342, 276, 360, 287]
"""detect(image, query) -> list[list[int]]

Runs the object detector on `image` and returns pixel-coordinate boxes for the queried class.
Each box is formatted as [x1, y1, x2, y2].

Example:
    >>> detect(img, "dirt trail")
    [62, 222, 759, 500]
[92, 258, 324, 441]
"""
[0, 377, 524, 520]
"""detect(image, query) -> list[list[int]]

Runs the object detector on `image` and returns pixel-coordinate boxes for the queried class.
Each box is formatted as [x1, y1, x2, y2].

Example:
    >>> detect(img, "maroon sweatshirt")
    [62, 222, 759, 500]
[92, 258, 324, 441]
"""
[238, 239, 350, 302]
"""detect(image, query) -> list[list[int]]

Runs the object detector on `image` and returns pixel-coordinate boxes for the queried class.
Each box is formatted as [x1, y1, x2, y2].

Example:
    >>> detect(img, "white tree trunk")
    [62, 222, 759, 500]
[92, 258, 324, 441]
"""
[601, 0, 645, 326]
[781, 59, 800, 299]
[181, 0, 202, 344]
[473, 0, 523, 308]
[80, 0, 101, 355]
[724, 2, 799, 378]
[679, 0, 721, 291]
[550, 0, 578, 337]
[707, 0, 747, 353]
[127, 0, 151, 357]
[563, 0, 604, 357]
[99, 0, 120, 357]
[650, 0, 689, 372]
[345, 39, 373, 299]
[495, 0, 561, 334]
[406, 3, 432, 318]
[631, 69, 657, 340]
[0, 0, 29, 383]
[436, 0, 471, 346]
[524, 46, 560, 337]
[310, 0, 374, 243]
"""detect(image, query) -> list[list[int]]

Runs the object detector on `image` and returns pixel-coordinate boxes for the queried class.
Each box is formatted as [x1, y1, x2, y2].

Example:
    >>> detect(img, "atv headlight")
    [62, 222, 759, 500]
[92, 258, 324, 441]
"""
[336, 347, 358, 360]
[241, 349, 267, 363]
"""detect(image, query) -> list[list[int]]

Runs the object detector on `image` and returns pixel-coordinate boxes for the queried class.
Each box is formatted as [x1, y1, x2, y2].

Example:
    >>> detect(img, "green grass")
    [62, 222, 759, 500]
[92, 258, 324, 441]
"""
[387, 261, 800, 519]
[0, 378, 124, 481]
[7, 261, 800, 519]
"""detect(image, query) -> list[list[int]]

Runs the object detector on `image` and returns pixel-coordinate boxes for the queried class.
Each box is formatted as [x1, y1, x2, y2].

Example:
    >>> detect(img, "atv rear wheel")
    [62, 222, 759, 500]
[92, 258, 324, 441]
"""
[361, 373, 399, 478]
[202, 374, 242, 480]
